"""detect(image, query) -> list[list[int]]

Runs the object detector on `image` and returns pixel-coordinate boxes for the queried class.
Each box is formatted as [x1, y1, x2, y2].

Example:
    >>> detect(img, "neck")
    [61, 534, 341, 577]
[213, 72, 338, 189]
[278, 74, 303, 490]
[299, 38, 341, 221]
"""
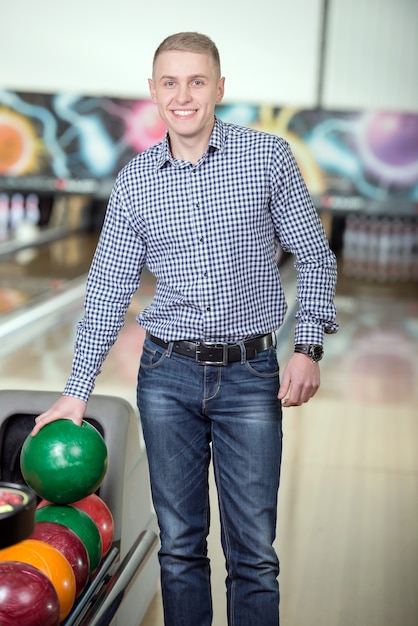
[169, 134, 209, 164]
[168, 118, 215, 164]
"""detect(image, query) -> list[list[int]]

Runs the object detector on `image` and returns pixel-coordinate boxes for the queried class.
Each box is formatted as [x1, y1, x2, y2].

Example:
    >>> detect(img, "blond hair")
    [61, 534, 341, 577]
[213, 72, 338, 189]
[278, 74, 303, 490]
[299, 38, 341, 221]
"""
[153, 32, 221, 77]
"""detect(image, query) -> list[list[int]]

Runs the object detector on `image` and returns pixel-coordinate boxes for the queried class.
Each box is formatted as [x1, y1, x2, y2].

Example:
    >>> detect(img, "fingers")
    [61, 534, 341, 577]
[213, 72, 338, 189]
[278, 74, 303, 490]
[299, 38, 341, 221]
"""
[278, 354, 320, 408]
[32, 412, 76, 437]
[281, 383, 319, 407]
[31, 397, 87, 436]
[281, 376, 319, 406]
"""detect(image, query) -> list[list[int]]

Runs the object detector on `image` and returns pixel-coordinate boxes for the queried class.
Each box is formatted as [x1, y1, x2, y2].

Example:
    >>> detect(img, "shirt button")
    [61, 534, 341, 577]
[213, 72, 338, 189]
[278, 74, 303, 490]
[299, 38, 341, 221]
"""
[206, 307, 211, 311]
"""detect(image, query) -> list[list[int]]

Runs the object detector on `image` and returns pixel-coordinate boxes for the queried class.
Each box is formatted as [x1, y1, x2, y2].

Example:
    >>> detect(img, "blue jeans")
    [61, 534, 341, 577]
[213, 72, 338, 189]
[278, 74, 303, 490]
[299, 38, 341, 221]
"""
[137, 337, 283, 626]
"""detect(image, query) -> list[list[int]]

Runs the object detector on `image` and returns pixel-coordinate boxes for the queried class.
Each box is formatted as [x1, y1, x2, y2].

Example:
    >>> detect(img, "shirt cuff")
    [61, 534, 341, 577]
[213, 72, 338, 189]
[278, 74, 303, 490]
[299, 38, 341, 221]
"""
[294, 323, 324, 345]
[63, 376, 94, 403]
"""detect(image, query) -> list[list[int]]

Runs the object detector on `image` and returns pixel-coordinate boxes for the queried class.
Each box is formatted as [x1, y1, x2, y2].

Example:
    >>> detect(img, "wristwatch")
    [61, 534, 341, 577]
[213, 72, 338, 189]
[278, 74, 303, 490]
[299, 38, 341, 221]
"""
[294, 344, 324, 362]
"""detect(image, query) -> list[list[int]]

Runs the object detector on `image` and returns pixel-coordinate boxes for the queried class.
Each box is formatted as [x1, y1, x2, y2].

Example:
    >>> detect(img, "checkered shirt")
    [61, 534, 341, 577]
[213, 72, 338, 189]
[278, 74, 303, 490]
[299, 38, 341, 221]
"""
[64, 116, 338, 400]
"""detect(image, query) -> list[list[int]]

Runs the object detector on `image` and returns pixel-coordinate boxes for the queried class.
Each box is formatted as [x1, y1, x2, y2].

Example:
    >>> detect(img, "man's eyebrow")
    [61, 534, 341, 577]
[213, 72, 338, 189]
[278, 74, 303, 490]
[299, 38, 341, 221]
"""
[158, 74, 209, 81]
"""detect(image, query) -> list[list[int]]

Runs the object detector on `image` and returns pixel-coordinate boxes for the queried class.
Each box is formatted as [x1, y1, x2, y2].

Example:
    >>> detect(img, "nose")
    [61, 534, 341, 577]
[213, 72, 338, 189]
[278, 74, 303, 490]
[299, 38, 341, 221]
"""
[176, 83, 192, 104]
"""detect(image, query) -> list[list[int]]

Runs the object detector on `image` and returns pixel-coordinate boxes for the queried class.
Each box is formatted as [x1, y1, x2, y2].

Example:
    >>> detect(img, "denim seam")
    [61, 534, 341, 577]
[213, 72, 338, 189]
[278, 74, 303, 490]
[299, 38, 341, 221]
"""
[211, 429, 235, 626]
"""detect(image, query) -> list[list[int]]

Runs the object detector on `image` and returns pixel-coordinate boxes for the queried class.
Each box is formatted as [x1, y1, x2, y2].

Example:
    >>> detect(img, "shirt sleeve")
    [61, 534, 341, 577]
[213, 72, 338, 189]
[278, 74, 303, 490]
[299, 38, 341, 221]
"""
[270, 138, 339, 345]
[63, 177, 147, 400]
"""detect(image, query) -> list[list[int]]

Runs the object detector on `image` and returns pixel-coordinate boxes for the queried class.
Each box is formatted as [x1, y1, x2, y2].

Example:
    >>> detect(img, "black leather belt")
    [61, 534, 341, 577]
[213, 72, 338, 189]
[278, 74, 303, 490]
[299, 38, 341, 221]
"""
[146, 332, 273, 365]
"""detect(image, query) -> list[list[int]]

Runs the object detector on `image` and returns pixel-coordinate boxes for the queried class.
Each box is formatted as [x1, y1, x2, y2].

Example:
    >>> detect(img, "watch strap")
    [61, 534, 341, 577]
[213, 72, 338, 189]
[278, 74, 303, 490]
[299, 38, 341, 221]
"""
[294, 343, 323, 362]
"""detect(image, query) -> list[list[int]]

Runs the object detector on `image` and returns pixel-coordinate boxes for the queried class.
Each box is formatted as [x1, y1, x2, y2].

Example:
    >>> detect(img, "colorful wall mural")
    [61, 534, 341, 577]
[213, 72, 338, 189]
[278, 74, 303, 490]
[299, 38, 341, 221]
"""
[0, 89, 417, 215]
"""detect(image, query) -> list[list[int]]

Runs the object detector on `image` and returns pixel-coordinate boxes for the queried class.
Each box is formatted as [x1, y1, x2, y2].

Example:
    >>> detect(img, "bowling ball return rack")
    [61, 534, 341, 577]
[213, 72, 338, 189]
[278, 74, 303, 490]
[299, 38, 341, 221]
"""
[63, 528, 158, 625]
[0, 389, 160, 626]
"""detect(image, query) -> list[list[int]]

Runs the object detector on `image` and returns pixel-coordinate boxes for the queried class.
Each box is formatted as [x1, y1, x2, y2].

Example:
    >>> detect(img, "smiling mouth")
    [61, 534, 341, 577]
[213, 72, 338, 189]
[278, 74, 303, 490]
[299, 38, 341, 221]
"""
[172, 110, 196, 117]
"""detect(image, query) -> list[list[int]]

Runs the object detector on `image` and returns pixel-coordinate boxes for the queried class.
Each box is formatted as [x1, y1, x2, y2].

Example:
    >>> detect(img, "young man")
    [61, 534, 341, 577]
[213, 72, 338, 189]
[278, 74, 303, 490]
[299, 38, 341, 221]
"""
[33, 32, 338, 626]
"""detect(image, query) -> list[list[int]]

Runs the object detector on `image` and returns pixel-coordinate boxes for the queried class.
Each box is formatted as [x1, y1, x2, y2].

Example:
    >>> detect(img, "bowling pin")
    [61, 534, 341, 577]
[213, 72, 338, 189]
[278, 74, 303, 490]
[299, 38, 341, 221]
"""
[14, 194, 41, 265]
[0, 193, 9, 242]
[377, 218, 392, 282]
[411, 221, 418, 281]
[355, 215, 369, 279]
[365, 216, 380, 281]
[9, 193, 25, 232]
[25, 193, 41, 225]
[400, 219, 414, 281]
[342, 215, 359, 277]
[389, 219, 404, 281]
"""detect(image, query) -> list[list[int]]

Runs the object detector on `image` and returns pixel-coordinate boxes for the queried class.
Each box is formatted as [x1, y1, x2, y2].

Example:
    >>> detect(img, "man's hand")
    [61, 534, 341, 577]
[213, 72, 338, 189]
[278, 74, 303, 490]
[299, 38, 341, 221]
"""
[31, 395, 87, 436]
[278, 352, 320, 407]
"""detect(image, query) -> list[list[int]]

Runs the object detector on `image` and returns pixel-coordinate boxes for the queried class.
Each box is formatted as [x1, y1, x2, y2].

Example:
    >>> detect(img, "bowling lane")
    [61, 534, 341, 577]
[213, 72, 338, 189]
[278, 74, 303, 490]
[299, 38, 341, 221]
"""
[0, 231, 99, 316]
[0, 267, 156, 413]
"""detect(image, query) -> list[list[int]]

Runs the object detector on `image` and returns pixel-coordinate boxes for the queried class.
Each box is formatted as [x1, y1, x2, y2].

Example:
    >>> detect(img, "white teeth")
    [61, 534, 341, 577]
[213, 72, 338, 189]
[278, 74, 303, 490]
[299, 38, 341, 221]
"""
[174, 110, 195, 116]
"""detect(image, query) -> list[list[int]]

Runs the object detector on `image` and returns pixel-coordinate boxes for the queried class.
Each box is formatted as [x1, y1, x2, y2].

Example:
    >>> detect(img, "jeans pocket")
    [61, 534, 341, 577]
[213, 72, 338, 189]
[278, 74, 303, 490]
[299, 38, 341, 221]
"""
[244, 347, 280, 378]
[140, 340, 167, 369]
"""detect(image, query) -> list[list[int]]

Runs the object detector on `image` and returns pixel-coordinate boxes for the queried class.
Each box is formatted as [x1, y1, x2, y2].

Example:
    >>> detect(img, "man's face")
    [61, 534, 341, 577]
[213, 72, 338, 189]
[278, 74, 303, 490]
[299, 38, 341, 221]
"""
[149, 50, 225, 145]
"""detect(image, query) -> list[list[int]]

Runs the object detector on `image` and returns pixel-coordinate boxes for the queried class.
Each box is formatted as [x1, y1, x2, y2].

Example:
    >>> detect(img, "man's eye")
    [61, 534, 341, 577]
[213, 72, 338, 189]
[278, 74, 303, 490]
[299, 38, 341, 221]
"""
[193, 80, 203, 86]
[165, 81, 175, 87]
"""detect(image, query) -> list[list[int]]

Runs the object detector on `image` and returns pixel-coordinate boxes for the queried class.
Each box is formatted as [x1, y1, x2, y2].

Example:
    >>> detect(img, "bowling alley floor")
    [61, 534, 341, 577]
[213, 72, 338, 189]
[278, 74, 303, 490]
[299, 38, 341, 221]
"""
[1, 240, 418, 626]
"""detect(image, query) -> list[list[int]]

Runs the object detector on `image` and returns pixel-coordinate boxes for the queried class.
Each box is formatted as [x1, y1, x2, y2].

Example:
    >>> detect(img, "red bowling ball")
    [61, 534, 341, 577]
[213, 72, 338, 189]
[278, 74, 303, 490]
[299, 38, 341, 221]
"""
[72, 493, 115, 556]
[35, 504, 102, 574]
[31, 521, 90, 597]
[0, 561, 60, 626]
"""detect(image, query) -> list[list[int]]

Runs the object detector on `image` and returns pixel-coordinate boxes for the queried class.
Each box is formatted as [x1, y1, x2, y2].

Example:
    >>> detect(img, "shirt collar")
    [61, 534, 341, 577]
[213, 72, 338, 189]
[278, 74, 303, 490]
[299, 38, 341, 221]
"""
[155, 116, 226, 169]
[208, 115, 226, 152]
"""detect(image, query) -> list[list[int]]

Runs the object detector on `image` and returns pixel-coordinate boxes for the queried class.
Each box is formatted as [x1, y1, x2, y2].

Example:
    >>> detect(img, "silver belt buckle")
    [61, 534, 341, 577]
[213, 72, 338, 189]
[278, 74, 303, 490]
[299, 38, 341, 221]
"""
[195, 342, 228, 366]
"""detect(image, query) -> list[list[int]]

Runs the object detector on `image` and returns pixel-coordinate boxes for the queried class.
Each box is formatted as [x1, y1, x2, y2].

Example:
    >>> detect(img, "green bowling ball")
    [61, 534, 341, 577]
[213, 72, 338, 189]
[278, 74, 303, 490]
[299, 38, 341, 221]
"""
[20, 419, 108, 505]
[35, 504, 102, 573]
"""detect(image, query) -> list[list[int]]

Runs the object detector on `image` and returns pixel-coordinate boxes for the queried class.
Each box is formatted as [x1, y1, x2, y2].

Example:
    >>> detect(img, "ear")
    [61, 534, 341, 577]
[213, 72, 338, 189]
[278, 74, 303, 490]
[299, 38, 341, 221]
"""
[216, 77, 225, 104]
[148, 78, 157, 103]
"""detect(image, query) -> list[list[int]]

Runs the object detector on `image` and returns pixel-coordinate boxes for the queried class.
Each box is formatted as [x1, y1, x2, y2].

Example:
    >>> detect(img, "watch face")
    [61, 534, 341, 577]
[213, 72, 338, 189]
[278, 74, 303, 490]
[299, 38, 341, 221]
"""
[309, 345, 323, 361]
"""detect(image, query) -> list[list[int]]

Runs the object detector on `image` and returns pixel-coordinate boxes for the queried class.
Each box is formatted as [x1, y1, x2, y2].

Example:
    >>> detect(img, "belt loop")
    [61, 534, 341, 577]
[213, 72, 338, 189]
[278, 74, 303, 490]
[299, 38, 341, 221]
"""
[166, 341, 174, 357]
[239, 341, 247, 364]
[272, 331, 277, 348]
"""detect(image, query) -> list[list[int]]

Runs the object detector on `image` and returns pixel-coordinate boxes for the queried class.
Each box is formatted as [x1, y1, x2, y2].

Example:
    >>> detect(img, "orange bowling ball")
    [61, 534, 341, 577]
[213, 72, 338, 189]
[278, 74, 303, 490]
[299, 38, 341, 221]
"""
[0, 538, 76, 621]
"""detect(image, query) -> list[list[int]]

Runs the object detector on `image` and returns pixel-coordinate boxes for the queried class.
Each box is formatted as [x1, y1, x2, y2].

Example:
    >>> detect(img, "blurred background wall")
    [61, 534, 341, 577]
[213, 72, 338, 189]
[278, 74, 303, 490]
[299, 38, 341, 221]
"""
[1, 0, 417, 111]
